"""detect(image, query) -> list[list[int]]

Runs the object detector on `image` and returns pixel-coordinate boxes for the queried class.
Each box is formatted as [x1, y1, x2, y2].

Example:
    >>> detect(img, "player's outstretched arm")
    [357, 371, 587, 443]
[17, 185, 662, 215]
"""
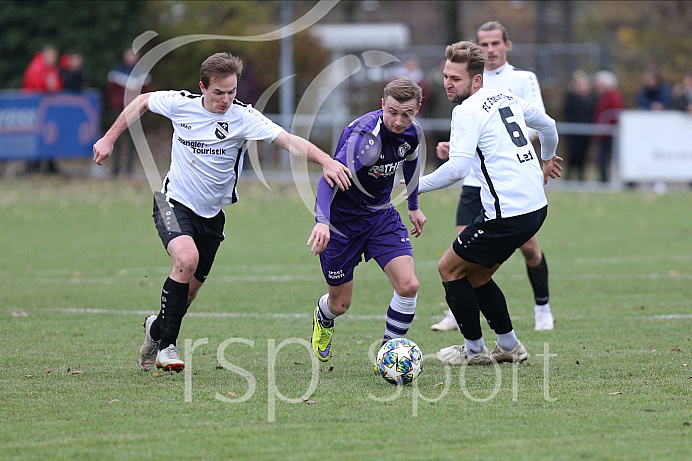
[418, 156, 471, 193]
[93, 93, 151, 165]
[307, 223, 330, 255]
[272, 132, 352, 191]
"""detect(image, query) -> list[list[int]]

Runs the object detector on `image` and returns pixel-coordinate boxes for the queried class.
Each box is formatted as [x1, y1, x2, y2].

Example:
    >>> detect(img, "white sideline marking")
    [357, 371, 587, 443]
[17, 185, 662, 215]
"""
[45, 307, 386, 320]
[41, 308, 692, 322]
[633, 314, 692, 320]
[35, 270, 692, 285]
[39, 274, 319, 284]
[26, 256, 692, 278]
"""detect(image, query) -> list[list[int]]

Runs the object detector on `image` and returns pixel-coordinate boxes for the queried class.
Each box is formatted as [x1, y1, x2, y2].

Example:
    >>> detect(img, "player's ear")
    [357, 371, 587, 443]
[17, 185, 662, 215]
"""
[199, 81, 206, 94]
[381, 98, 385, 109]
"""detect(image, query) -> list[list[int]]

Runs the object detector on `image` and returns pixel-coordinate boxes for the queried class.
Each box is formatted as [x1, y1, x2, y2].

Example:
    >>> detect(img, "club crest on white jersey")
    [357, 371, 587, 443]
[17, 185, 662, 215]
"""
[215, 122, 229, 140]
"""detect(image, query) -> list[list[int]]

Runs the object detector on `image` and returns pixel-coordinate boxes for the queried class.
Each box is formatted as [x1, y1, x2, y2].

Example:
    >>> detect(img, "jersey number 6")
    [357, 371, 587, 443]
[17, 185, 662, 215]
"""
[498, 107, 528, 148]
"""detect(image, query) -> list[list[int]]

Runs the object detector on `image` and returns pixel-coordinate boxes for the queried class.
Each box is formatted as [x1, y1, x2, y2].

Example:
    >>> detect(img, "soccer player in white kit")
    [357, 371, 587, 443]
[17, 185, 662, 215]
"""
[431, 21, 555, 333]
[93, 52, 351, 372]
[418, 41, 562, 365]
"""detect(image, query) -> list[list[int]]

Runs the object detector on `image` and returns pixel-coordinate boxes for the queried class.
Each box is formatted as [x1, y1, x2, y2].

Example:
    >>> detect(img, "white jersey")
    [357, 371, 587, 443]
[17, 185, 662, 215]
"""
[148, 90, 284, 217]
[464, 62, 545, 187]
[449, 87, 547, 220]
[484, 62, 545, 112]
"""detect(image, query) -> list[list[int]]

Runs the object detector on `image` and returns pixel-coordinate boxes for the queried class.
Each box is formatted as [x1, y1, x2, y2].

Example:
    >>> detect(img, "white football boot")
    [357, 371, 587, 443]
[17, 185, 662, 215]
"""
[534, 305, 554, 331]
[138, 315, 159, 371]
[430, 309, 459, 331]
[156, 344, 185, 372]
[436, 344, 492, 365]
[490, 340, 528, 363]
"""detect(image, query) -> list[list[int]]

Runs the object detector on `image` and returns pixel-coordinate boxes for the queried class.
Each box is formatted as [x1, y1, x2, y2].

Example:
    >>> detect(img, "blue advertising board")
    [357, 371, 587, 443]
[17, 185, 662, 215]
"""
[0, 89, 101, 160]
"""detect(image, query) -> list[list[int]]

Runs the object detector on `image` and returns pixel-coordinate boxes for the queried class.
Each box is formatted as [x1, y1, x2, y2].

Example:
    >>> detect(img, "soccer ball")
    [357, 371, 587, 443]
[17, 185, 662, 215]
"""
[376, 338, 423, 385]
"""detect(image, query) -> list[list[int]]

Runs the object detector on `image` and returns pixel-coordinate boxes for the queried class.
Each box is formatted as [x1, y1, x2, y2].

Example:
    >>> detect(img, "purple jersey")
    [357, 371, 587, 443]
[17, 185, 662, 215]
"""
[315, 109, 422, 224]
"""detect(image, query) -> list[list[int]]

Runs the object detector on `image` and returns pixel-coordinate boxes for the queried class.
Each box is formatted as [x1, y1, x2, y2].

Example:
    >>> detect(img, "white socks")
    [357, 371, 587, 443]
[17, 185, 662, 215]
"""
[535, 303, 551, 315]
[465, 337, 486, 357]
[496, 330, 518, 352]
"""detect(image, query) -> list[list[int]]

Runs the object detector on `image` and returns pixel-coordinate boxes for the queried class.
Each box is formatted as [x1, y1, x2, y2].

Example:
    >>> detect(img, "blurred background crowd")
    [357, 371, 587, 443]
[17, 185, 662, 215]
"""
[1, 0, 691, 185]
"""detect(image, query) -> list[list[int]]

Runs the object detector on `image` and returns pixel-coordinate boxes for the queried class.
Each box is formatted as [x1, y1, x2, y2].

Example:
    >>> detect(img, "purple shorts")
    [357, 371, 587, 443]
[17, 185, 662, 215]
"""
[319, 207, 413, 286]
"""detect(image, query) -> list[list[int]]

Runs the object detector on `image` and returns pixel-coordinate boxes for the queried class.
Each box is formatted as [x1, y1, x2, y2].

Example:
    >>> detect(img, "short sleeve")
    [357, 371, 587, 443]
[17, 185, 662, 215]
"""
[148, 90, 184, 117]
[449, 105, 479, 159]
[242, 105, 284, 142]
[405, 146, 419, 161]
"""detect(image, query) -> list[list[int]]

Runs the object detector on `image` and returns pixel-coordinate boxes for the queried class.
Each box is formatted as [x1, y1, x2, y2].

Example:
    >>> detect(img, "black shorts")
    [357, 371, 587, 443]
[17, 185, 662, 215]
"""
[452, 206, 547, 268]
[152, 192, 225, 282]
[456, 185, 483, 227]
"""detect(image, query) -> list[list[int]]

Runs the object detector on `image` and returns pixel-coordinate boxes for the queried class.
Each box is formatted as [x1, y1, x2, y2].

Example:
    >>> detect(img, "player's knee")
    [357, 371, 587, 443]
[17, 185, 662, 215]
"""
[467, 273, 491, 288]
[437, 260, 455, 282]
[395, 278, 419, 298]
[172, 254, 199, 278]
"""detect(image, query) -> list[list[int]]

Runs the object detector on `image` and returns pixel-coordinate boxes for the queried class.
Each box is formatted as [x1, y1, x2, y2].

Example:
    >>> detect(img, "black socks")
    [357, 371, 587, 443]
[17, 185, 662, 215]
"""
[155, 277, 189, 350]
[443, 277, 513, 338]
[442, 278, 482, 340]
[475, 279, 513, 335]
[526, 253, 549, 305]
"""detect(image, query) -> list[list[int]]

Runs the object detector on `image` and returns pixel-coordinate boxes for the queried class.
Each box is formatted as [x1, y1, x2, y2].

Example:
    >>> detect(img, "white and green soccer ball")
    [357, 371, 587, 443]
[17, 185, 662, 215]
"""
[376, 338, 423, 385]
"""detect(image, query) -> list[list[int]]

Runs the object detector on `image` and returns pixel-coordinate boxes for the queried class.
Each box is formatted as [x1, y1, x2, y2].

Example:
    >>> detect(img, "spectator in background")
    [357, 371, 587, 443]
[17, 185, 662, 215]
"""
[562, 70, 596, 181]
[21, 44, 63, 174]
[420, 59, 453, 168]
[672, 73, 692, 114]
[636, 67, 671, 111]
[21, 44, 63, 93]
[60, 51, 89, 92]
[397, 56, 427, 106]
[107, 49, 152, 177]
[593, 70, 624, 183]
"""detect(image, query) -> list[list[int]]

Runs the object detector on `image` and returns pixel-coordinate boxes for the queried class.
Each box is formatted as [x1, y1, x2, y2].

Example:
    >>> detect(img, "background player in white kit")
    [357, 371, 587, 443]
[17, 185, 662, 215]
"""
[431, 21, 555, 332]
[93, 52, 351, 372]
[418, 41, 562, 365]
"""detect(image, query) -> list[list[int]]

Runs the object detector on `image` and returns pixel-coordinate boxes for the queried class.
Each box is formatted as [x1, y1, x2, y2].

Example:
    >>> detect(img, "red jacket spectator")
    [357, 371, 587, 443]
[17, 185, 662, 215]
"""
[593, 71, 624, 141]
[21, 46, 63, 92]
[107, 49, 151, 113]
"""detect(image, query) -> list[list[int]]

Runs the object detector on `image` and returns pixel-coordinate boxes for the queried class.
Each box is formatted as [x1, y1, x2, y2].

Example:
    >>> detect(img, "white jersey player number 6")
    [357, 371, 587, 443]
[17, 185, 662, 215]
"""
[498, 107, 528, 148]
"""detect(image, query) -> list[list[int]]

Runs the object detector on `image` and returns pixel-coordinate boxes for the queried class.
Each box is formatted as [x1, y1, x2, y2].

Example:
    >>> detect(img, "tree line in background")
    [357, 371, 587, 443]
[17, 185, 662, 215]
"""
[2, 1, 691, 118]
[0, 1, 329, 118]
[0, 1, 147, 91]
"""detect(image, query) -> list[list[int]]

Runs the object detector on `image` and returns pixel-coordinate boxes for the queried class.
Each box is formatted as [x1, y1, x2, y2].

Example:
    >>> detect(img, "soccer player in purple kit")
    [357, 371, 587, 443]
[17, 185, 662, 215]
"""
[307, 77, 426, 363]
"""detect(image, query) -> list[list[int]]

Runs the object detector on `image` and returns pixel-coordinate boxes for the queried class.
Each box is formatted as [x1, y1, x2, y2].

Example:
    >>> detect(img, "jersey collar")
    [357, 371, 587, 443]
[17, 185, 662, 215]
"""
[489, 62, 510, 75]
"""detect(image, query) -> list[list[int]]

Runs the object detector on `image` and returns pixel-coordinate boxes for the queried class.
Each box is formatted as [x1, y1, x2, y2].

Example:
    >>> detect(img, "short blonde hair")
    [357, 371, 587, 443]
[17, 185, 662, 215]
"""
[383, 76, 423, 105]
[445, 41, 486, 78]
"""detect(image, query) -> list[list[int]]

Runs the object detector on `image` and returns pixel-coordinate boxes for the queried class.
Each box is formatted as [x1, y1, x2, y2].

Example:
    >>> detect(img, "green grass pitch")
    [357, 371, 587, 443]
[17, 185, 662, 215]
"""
[0, 177, 690, 460]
